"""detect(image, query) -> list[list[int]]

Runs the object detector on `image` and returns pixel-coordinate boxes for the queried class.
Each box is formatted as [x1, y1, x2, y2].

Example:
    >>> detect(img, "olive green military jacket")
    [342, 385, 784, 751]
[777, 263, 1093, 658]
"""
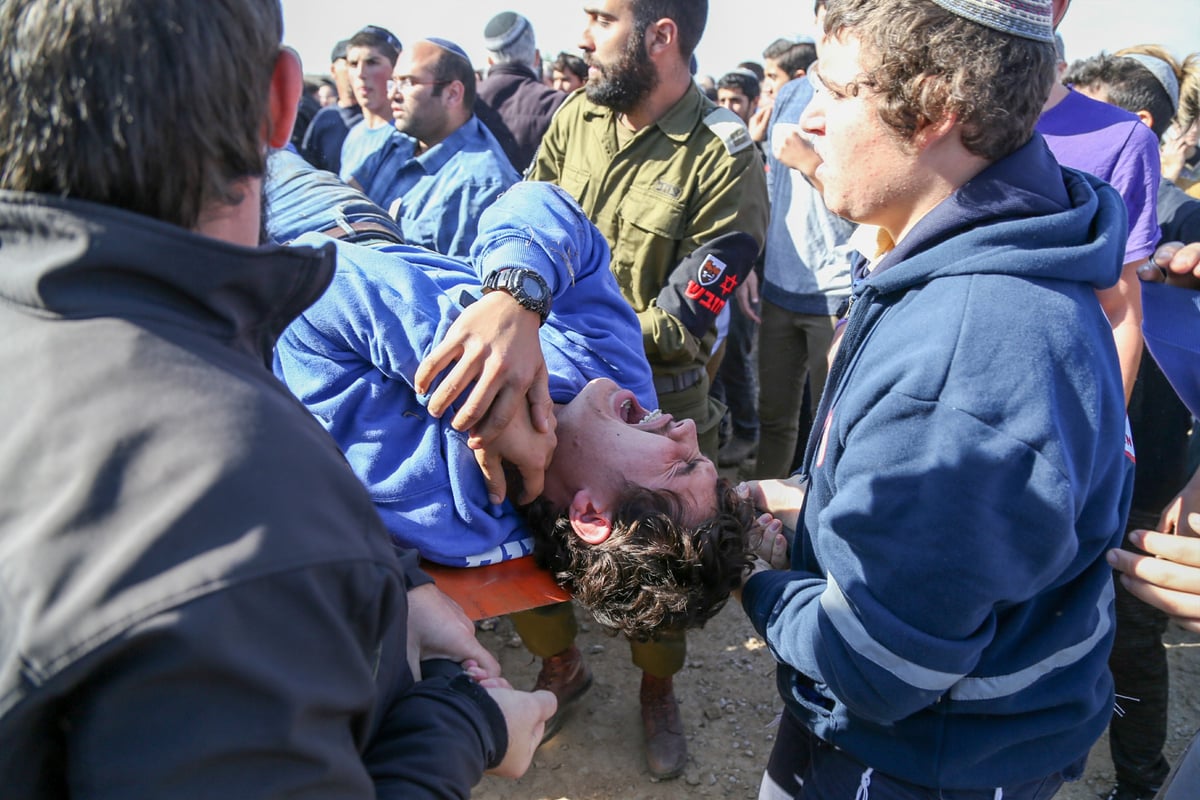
[528, 84, 769, 375]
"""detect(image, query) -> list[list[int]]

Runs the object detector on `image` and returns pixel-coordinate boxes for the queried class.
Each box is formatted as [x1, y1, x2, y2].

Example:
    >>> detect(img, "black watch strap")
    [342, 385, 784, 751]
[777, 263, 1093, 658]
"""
[481, 267, 552, 324]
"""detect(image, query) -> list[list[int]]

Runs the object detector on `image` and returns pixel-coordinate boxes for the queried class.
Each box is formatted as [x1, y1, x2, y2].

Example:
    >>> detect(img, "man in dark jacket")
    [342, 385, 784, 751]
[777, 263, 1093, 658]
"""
[477, 11, 567, 173]
[0, 1, 554, 796]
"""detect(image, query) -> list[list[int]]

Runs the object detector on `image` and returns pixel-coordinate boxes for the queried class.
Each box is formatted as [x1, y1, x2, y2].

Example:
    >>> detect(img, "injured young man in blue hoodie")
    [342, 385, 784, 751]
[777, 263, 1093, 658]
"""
[266, 150, 766, 640]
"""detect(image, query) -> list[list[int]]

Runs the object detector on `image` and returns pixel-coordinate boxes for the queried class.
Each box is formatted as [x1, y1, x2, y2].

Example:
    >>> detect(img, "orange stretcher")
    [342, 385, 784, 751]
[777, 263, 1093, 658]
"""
[420, 557, 571, 621]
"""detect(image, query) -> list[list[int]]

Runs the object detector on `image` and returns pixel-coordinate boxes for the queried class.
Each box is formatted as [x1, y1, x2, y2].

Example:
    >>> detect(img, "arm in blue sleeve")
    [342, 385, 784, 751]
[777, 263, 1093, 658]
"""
[469, 181, 656, 408]
[280, 235, 469, 396]
[470, 181, 611, 294]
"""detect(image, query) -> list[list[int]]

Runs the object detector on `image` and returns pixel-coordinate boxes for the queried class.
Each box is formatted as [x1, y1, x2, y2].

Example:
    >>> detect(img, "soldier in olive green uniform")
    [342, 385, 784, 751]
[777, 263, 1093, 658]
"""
[529, 81, 769, 461]
[513, 0, 768, 782]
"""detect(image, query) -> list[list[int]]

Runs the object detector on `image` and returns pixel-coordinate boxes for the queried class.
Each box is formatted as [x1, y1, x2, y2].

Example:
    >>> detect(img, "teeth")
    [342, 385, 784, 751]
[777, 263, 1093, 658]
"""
[640, 409, 662, 424]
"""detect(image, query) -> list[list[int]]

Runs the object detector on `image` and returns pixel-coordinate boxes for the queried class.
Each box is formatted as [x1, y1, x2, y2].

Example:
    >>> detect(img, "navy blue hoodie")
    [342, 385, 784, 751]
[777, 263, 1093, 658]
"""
[742, 136, 1134, 789]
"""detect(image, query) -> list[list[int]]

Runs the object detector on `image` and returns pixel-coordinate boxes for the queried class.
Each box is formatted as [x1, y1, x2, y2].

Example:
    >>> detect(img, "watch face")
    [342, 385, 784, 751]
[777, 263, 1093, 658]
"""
[520, 273, 544, 298]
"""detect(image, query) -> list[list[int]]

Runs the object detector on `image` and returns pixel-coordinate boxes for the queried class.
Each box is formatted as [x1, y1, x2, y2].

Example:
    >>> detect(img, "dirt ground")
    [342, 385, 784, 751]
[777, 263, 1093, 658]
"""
[472, 599, 1200, 800]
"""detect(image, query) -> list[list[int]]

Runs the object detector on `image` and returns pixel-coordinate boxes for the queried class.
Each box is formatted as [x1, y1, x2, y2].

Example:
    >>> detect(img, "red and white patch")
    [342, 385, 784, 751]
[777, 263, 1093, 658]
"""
[697, 253, 727, 286]
[1123, 415, 1136, 464]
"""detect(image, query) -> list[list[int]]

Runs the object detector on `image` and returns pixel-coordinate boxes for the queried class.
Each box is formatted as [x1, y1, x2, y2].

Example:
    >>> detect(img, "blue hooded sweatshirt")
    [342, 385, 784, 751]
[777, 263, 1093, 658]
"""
[273, 181, 655, 565]
[1142, 281, 1200, 417]
[741, 136, 1135, 789]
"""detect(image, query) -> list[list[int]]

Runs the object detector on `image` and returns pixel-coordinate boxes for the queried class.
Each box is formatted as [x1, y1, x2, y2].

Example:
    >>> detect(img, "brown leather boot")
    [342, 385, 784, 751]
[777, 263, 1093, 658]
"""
[640, 672, 687, 779]
[533, 645, 593, 743]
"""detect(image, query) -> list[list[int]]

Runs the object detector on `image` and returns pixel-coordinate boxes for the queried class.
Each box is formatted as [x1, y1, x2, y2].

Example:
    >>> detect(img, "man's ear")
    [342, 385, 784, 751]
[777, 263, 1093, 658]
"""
[568, 491, 613, 545]
[267, 47, 303, 149]
[444, 79, 466, 109]
[644, 18, 677, 60]
[913, 110, 958, 151]
[1135, 109, 1155, 131]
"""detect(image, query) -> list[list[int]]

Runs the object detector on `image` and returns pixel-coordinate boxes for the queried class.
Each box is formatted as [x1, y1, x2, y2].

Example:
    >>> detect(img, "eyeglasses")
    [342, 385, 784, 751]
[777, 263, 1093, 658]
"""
[387, 77, 451, 94]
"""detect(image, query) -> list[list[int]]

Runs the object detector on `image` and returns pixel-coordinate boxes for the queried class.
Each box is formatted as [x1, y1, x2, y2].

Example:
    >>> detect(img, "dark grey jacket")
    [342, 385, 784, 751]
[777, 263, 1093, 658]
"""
[0, 192, 504, 798]
[477, 62, 566, 173]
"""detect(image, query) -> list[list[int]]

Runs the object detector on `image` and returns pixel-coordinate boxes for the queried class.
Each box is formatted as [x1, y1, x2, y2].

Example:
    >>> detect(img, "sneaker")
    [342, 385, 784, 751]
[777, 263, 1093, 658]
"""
[533, 645, 593, 743]
[640, 672, 687, 779]
[718, 435, 758, 467]
[1105, 781, 1161, 800]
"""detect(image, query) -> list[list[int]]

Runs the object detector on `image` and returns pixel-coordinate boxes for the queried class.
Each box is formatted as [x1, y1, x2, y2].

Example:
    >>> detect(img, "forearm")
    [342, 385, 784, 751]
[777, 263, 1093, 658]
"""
[638, 305, 704, 364]
[1096, 259, 1146, 405]
[368, 672, 507, 800]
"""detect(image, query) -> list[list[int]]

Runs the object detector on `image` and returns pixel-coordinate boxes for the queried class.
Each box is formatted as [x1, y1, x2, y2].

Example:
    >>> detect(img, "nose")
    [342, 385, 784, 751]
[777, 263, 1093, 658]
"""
[669, 417, 698, 441]
[800, 97, 823, 137]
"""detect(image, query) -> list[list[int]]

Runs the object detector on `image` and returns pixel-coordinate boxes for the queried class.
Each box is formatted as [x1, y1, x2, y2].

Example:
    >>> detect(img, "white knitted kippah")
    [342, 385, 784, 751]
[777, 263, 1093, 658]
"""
[484, 12, 531, 52]
[927, 0, 1055, 42]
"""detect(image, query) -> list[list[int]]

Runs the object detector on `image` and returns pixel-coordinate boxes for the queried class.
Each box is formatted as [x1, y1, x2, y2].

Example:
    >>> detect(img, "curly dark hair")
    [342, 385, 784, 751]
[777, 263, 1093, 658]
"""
[823, 0, 1057, 161]
[520, 478, 757, 641]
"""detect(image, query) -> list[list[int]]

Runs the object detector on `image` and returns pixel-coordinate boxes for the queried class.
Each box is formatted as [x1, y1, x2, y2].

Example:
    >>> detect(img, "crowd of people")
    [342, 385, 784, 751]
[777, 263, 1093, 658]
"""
[2, 0, 1200, 798]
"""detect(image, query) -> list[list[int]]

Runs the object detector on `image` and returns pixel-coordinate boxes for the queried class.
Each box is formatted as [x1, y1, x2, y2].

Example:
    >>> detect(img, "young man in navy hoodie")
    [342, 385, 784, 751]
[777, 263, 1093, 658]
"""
[737, 1, 1134, 798]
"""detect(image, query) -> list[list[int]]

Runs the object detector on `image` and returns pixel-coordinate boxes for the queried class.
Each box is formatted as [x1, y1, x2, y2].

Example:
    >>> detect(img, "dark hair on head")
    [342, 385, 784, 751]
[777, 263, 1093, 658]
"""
[1114, 45, 1200, 138]
[349, 25, 401, 65]
[823, 0, 1056, 161]
[1064, 53, 1176, 138]
[553, 51, 588, 81]
[0, 0, 282, 229]
[631, 0, 708, 60]
[737, 60, 766, 83]
[762, 38, 818, 77]
[521, 478, 757, 641]
[428, 42, 478, 108]
[719, 70, 761, 101]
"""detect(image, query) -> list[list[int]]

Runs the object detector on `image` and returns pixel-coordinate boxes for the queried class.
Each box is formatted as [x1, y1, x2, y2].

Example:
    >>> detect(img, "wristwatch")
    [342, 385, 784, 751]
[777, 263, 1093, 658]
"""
[481, 267, 552, 324]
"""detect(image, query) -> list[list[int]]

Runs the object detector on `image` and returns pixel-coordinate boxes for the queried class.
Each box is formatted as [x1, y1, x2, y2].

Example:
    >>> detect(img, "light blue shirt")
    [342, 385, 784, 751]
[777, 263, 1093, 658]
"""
[338, 120, 402, 184]
[762, 78, 854, 315]
[350, 116, 520, 258]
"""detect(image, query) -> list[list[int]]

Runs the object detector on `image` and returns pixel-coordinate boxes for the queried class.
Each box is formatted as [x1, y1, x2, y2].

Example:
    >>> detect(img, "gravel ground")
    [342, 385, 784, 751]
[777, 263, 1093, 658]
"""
[471, 600, 1200, 800]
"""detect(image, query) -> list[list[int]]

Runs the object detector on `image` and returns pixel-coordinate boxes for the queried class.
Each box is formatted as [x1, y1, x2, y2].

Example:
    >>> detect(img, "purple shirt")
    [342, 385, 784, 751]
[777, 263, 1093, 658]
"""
[1037, 88, 1161, 265]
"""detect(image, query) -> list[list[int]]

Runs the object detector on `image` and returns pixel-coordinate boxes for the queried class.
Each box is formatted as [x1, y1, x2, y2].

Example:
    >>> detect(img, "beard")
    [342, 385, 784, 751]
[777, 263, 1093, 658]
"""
[584, 29, 658, 113]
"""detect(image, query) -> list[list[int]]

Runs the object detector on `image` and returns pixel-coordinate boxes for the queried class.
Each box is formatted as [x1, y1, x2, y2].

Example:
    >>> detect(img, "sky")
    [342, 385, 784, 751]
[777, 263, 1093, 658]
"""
[281, 0, 1199, 83]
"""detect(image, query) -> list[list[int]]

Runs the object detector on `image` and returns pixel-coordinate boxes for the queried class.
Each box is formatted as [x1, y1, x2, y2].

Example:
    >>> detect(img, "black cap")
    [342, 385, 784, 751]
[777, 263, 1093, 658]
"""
[330, 39, 351, 62]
